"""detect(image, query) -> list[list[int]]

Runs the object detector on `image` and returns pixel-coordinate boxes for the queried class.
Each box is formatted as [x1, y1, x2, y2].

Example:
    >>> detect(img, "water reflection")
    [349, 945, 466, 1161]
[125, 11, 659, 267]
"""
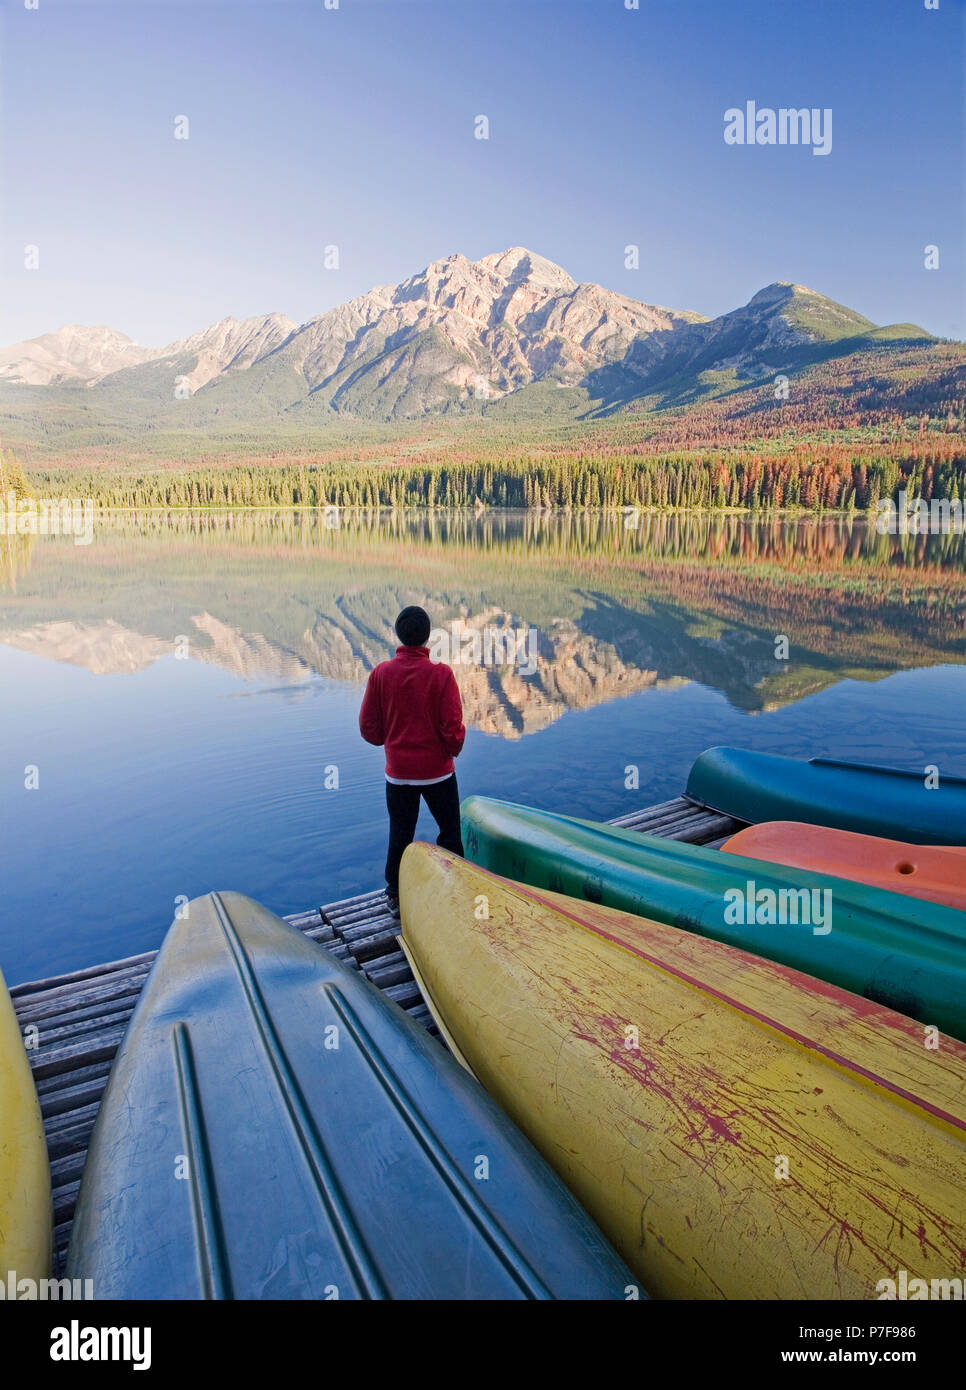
[7, 504, 966, 565]
[3, 508, 965, 984]
[1, 510, 963, 725]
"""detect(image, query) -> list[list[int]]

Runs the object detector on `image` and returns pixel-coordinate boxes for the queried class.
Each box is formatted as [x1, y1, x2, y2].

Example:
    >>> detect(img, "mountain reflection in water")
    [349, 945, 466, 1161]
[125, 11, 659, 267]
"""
[1, 508, 964, 985]
[2, 509, 964, 724]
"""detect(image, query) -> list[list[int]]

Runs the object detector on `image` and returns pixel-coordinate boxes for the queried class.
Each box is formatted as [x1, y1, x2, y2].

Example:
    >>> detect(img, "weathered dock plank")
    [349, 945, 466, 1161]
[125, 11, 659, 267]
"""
[10, 950, 158, 999]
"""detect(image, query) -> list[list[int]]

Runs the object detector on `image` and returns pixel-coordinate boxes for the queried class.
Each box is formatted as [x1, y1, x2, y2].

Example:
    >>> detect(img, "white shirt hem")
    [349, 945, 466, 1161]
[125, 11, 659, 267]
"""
[386, 773, 452, 786]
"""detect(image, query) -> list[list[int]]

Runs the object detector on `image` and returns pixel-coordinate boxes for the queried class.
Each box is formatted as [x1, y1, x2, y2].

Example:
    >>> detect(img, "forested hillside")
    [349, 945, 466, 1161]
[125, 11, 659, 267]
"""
[23, 438, 966, 513]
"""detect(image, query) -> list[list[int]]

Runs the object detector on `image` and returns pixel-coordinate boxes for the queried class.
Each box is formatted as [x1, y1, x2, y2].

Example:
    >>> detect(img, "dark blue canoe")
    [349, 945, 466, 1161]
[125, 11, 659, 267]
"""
[66, 891, 636, 1300]
[687, 746, 966, 846]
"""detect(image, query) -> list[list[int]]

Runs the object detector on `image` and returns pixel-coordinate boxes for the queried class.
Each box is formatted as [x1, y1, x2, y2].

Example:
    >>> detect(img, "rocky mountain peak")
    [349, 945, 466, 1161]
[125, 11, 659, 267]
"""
[0, 323, 156, 385]
[157, 312, 299, 392]
[479, 247, 578, 292]
[0, 250, 918, 417]
[162, 312, 297, 360]
[746, 282, 796, 308]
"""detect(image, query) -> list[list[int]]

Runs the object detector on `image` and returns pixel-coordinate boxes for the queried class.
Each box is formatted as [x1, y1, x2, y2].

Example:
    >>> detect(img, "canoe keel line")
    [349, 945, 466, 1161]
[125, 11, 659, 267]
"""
[65, 891, 633, 1300]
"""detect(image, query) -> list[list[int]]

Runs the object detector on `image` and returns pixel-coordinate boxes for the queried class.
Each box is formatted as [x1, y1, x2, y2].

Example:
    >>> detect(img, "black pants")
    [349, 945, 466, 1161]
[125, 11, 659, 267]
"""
[385, 774, 464, 896]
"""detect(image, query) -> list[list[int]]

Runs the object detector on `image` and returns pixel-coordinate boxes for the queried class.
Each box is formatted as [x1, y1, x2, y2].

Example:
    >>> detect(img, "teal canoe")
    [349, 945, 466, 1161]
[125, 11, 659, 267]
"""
[461, 796, 966, 1043]
[66, 891, 636, 1300]
[687, 746, 966, 845]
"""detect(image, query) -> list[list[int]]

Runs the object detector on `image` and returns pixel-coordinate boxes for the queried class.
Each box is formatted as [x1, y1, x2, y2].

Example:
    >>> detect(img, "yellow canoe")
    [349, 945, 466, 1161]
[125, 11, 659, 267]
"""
[400, 843, 966, 1300]
[0, 968, 51, 1285]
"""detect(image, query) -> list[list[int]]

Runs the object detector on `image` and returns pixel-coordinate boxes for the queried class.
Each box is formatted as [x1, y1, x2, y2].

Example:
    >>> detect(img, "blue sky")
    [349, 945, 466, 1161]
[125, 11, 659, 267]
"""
[2, 0, 963, 345]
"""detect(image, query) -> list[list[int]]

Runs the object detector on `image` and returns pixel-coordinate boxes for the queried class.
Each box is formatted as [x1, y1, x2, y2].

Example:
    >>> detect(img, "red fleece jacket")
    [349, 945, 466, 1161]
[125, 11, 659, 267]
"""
[359, 645, 466, 780]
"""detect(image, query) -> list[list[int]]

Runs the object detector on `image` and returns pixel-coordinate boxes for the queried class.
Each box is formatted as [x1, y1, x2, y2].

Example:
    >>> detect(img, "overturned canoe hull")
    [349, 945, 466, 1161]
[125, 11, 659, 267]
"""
[687, 746, 966, 845]
[724, 821, 966, 912]
[400, 842, 966, 1301]
[66, 891, 635, 1300]
[0, 967, 51, 1284]
[460, 795, 966, 1043]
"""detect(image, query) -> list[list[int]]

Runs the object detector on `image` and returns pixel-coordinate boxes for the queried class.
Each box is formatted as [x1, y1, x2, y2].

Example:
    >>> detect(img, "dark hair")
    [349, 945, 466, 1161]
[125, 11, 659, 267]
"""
[394, 605, 431, 647]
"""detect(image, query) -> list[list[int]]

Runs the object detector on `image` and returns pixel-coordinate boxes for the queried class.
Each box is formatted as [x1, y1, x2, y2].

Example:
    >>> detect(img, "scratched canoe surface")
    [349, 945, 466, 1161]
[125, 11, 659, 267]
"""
[399, 843, 966, 1301]
[723, 821, 966, 913]
[460, 796, 966, 1043]
[687, 746, 966, 845]
[66, 891, 635, 1301]
[0, 967, 51, 1281]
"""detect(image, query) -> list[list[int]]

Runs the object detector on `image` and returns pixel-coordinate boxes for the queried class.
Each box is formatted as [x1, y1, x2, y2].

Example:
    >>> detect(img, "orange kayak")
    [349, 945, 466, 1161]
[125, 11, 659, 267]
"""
[723, 821, 966, 912]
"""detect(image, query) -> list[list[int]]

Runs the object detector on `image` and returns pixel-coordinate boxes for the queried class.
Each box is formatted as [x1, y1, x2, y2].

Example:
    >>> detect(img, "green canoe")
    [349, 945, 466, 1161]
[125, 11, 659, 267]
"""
[461, 796, 966, 1043]
[686, 746, 966, 845]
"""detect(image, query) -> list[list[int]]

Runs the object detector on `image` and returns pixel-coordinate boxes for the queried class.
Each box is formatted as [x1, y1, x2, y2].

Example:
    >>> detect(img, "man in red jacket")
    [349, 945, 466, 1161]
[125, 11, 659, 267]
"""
[359, 606, 466, 917]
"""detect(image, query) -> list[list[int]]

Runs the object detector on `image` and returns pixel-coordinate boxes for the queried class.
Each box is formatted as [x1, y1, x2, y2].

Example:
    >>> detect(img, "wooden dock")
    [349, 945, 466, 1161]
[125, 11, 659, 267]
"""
[10, 794, 740, 1273]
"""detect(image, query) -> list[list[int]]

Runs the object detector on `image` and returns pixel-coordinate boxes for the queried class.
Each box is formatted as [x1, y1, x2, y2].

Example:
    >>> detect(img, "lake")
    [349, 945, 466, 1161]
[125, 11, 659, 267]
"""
[2, 508, 964, 986]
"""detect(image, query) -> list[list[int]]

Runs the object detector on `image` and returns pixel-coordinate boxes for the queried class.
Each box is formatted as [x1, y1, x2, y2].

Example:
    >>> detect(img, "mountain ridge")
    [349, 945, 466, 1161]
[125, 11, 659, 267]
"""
[0, 248, 940, 429]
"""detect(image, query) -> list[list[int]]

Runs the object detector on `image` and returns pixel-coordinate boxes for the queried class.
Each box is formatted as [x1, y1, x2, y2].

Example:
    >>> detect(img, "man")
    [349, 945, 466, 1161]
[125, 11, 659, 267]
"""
[359, 606, 466, 917]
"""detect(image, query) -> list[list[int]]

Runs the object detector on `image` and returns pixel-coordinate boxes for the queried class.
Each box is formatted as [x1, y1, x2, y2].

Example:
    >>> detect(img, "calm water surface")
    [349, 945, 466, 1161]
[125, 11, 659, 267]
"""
[1, 509, 964, 985]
